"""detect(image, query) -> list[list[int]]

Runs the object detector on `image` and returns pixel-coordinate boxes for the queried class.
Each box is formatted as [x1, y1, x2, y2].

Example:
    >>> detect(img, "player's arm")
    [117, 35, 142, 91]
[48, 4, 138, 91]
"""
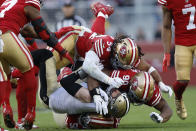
[136, 58, 173, 97]
[150, 98, 173, 123]
[82, 50, 124, 89]
[24, 6, 74, 64]
[20, 25, 39, 38]
[162, 6, 173, 72]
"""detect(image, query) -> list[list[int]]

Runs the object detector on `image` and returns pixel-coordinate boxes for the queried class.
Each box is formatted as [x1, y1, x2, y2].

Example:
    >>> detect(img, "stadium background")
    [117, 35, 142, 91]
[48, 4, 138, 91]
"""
[1, 0, 196, 130]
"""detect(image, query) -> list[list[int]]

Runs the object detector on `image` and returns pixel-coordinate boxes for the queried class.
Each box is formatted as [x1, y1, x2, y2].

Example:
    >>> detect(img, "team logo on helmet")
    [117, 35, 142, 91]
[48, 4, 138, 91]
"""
[131, 78, 138, 91]
[119, 45, 127, 58]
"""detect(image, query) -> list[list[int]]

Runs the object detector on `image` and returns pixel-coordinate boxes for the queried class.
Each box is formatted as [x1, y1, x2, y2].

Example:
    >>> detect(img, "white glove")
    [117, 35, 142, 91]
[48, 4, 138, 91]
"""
[96, 62, 104, 70]
[150, 112, 163, 123]
[158, 82, 173, 98]
[107, 77, 124, 88]
[99, 88, 109, 102]
[93, 95, 108, 115]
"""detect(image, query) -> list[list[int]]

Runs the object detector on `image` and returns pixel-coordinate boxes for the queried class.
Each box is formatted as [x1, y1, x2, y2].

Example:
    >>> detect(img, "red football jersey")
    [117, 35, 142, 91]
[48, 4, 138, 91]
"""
[158, 0, 196, 46]
[0, 0, 41, 35]
[110, 69, 162, 107]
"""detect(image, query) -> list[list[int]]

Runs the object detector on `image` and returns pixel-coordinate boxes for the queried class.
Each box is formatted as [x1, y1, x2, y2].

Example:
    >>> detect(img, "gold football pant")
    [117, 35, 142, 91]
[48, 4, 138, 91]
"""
[0, 32, 34, 80]
[175, 45, 196, 80]
[42, 32, 78, 101]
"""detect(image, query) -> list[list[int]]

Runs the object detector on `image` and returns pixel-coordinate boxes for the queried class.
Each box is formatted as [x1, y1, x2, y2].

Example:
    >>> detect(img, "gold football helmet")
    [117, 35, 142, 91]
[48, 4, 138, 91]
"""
[128, 72, 155, 105]
[111, 38, 139, 69]
[108, 93, 130, 118]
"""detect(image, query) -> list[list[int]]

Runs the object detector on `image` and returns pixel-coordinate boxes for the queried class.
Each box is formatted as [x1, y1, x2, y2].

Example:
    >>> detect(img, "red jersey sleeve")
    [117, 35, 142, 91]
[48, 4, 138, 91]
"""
[93, 35, 113, 62]
[110, 69, 138, 92]
[25, 0, 40, 10]
[158, 0, 171, 10]
[147, 85, 162, 107]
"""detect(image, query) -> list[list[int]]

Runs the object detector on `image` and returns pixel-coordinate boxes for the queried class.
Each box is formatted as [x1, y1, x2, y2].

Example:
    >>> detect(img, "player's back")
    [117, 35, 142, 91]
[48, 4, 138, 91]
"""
[159, 0, 196, 45]
[0, 0, 40, 35]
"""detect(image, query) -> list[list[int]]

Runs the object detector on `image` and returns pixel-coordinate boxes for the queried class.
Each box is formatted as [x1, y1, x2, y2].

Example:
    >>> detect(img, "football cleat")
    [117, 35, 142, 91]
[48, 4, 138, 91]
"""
[15, 118, 39, 130]
[175, 99, 187, 120]
[91, 2, 114, 17]
[2, 104, 15, 128]
[23, 112, 35, 130]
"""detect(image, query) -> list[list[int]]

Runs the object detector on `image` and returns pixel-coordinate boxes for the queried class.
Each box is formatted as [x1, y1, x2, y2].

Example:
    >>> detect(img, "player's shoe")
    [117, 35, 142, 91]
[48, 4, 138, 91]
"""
[23, 112, 35, 130]
[91, 2, 114, 17]
[15, 119, 39, 130]
[175, 99, 187, 120]
[0, 127, 8, 131]
[2, 104, 15, 128]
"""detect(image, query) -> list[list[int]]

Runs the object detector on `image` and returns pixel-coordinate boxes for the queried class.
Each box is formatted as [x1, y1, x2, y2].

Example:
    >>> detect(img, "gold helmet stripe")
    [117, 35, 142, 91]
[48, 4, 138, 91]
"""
[142, 72, 150, 100]
[127, 38, 136, 66]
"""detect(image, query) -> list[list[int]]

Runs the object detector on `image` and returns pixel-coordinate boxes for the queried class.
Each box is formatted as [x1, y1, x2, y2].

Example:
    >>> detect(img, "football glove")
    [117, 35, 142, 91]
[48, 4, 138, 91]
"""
[159, 82, 173, 98]
[150, 112, 163, 123]
[107, 77, 124, 88]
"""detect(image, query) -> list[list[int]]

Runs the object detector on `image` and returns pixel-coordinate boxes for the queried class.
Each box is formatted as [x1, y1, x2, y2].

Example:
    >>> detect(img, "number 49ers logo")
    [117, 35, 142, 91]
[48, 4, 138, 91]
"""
[119, 46, 127, 58]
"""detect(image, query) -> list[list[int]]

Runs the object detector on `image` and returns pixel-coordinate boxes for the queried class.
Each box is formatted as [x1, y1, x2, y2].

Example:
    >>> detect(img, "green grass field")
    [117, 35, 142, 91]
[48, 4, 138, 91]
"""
[1, 87, 196, 131]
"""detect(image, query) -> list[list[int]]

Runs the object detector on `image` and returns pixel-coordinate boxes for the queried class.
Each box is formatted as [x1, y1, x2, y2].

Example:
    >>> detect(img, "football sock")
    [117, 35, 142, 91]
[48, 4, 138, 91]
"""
[20, 69, 37, 114]
[173, 81, 188, 100]
[91, 13, 106, 35]
[0, 81, 7, 106]
[16, 79, 27, 120]
[4, 80, 12, 106]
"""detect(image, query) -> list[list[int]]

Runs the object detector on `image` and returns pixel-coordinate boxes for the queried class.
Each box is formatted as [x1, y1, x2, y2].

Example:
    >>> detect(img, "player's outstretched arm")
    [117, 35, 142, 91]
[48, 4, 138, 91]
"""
[151, 98, 173, 123]
[24, 6, 74, 64]
[162, 6, 173, 72]
[136, 58, 173, 97]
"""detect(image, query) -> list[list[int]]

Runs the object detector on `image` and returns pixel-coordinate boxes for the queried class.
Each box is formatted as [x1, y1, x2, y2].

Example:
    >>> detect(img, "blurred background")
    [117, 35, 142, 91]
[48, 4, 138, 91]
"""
[39, 0, 196, 85]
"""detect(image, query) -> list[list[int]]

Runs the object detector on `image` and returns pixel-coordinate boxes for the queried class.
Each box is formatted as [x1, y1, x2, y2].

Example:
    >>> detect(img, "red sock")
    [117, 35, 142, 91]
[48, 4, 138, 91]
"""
[16, 79, 27, 121]
[173, 81, 188, 100]
[0, 81, 7, 106]
[20, 69, 37, 114]
[3, 80, 12, 106]
[91, 16, 106, 35]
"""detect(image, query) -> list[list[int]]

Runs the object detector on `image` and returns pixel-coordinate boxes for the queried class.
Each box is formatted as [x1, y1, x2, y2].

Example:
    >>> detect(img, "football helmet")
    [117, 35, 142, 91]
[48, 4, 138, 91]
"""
[111, 38, 139, 69]
[128, 72, 155, 105]
[108, 92, 130, 118]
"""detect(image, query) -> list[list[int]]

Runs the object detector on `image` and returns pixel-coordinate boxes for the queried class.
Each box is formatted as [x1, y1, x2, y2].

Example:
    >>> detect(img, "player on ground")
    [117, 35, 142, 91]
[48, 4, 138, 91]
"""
[0, 0, 73, 129]
[158, 0, 196, 119]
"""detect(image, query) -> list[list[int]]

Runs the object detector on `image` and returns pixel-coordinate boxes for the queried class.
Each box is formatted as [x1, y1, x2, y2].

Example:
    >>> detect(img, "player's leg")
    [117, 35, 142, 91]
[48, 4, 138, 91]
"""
[173, 45, 193, 120]
[1, 32, 37, 129]
[91, 2, 114, 34]
[0, 61, 15, 128]
[49, 87, 96, 114]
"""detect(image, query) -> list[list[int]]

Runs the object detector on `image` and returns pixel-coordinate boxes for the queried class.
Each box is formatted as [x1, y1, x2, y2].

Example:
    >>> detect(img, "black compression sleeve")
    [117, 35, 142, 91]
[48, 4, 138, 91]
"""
[60, 73, 81, 96]
[31, 17, 58, 47]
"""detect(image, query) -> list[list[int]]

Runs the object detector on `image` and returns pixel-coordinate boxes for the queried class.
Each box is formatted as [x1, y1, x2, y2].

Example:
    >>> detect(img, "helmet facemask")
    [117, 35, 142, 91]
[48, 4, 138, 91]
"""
[107, 89, 130, 118]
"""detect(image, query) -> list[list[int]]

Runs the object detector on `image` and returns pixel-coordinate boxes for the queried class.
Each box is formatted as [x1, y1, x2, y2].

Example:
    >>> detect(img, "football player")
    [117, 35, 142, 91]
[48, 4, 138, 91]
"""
[159, 0, 196, 119]
[59, 68, 172, 124]
[0, 0, 73, 129]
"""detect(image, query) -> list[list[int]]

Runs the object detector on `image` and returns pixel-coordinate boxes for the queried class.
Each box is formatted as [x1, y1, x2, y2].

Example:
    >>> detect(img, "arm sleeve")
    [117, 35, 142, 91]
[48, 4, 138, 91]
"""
[25, 0, 41, 11]
[82, 50, 110, 84]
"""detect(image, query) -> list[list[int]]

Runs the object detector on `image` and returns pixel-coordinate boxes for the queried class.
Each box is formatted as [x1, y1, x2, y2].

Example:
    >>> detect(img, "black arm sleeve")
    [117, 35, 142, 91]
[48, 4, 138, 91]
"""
[31, 17, 58, 47]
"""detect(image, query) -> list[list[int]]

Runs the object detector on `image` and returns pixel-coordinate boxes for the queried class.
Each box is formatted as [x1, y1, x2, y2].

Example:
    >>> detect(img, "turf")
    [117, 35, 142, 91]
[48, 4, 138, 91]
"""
[1, 87, 196, 131]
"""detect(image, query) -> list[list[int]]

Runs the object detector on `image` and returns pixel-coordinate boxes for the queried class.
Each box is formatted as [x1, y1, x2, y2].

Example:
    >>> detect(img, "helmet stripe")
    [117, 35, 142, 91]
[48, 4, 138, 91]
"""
[122, 93, 130, 115]
[128, 38, 136, 66]
[142, 72, 150, 100]
[145, 73, 151, 99]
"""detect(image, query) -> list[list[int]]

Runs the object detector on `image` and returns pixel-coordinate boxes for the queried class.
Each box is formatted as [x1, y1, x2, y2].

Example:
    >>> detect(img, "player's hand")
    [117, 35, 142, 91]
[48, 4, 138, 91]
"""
[55, 27, 75, 39]
[150, 112, 163, 123]
[162, 53, 171, 72]
[107, 77, 124, 88]
[159, 82, 173, 98]
[93, 95, 108, 115]
[53, 44, 74, 64]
